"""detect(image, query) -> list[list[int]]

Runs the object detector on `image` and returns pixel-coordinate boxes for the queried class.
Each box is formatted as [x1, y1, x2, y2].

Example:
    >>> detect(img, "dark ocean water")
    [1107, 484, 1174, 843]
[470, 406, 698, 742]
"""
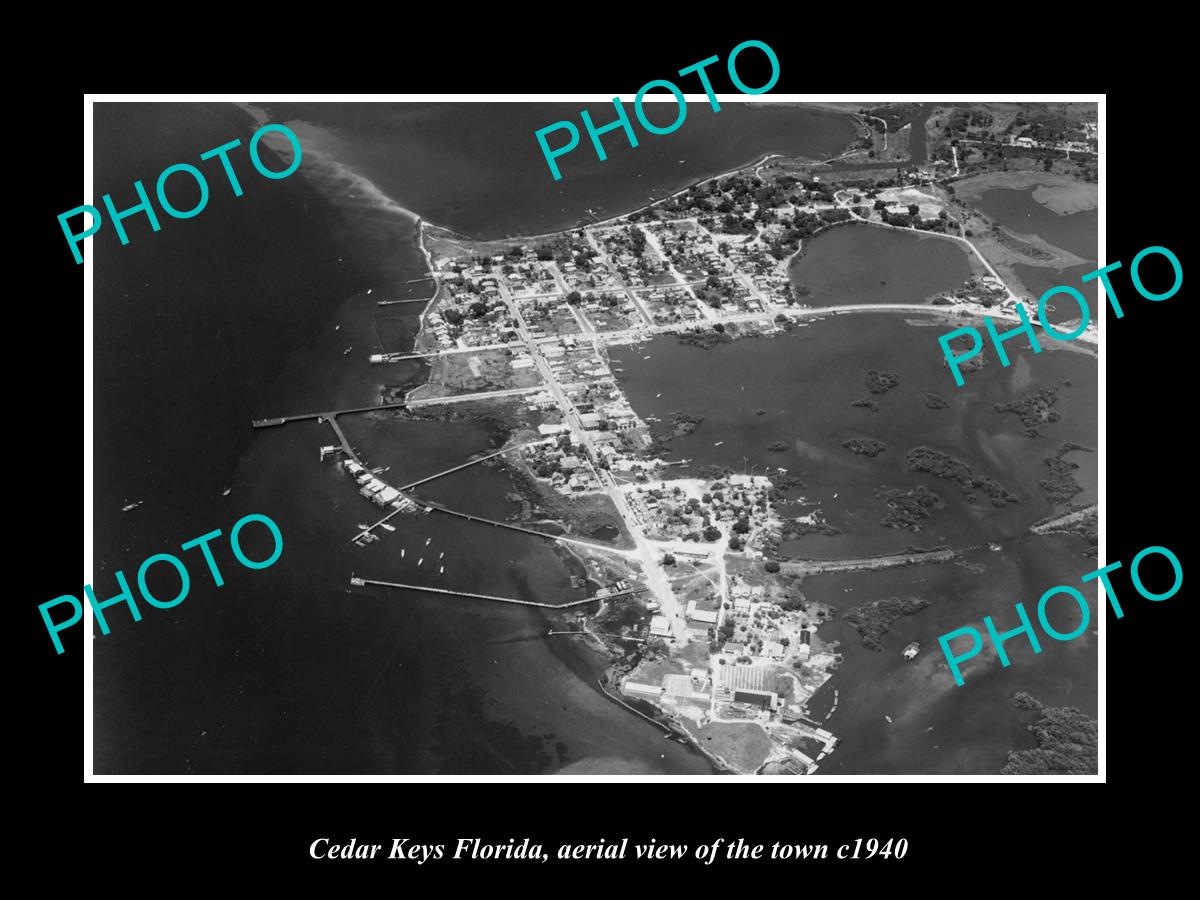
[258, 102, 857, 237]
[94, 101, 863, 774]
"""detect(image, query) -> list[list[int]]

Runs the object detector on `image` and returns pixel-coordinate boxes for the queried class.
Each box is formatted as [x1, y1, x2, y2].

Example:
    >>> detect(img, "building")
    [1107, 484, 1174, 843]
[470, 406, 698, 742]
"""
[662, 674, 694, 697]
[761, 640, 786, 661]
[733, 688, 778, 710]
[649, 615, 672, 637]
[622, 682, 663, 701]
[685, 601, 718, 625]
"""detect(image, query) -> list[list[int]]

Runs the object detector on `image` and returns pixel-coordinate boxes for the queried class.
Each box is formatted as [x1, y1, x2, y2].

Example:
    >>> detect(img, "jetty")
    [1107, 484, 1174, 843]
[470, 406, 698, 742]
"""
[350, 577, 646, 609]
[251, 401, 407, 429]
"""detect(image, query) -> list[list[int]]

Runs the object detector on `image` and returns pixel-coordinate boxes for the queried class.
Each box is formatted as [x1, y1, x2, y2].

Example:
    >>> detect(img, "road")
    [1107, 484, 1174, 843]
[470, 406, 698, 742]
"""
[584, 230, 657, 327]
[497, 276, 690, 644]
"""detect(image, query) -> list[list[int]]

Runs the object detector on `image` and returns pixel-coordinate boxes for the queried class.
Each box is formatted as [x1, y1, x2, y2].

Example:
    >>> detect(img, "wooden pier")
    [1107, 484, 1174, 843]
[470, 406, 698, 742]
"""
[350, 577, 645, 609]
[252, 401, 408, 429]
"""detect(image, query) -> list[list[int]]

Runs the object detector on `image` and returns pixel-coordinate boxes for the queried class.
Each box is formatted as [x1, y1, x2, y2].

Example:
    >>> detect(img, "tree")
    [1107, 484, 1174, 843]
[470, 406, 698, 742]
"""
[908, 204, 920, 217]
[443, 307, 464, 325]
[469, 301, 489, 318]
[728, 536, 743, 551]
[566, 290, 583, 306]
[703, 526, 721, 542]
[662, 552, 676, 566]
[734, 517, 751, 534]
[873, 199, 888, 211]
[765, 561, 781, 574]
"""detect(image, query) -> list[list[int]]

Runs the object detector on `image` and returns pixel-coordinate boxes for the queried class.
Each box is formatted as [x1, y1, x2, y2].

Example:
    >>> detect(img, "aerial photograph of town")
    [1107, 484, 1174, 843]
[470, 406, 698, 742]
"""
[92, 99, 1099, 776]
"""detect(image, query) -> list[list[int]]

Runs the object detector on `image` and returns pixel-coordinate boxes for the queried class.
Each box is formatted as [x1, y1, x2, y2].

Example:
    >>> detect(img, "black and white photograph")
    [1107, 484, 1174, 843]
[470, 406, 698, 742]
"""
[76, 94, 1108, 779]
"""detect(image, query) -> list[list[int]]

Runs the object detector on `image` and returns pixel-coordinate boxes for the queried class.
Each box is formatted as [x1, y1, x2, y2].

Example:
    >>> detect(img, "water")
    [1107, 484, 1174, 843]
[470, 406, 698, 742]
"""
[973, 188, 1097, 260]
[610, 316, 1096, 772]
[802, 535, 1098, 774]
[93, 101, 862, 774]
[973, 185, 1098, 307]
[612, 315, 1096, 559]
[789, 224, 971, 307]
[258, 102, 857, 238]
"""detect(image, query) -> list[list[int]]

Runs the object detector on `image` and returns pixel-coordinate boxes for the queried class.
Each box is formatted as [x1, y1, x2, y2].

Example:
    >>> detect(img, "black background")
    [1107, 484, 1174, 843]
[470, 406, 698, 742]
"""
[23, 24, 1188, 885]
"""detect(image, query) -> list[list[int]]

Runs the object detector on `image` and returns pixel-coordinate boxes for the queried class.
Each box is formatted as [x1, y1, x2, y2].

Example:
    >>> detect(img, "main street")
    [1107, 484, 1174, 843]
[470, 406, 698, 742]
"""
[496, 277, 691, 644]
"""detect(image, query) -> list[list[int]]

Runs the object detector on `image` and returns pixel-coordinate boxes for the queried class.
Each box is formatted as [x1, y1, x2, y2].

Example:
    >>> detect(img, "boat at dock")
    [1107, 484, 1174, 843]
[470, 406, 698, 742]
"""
[381, 523, 396, 532]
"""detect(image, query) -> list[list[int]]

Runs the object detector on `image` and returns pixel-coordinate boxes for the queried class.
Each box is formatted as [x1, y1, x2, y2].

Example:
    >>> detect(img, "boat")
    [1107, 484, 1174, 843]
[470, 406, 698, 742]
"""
[221, 486, 231, 497]
[902, 641, 920, 660]
[713, 441, 724, 447]
[356, 523, 369, 530]
[884, 715, 893, 723]
[425, 538, 432, 546]
[417, 558, 424, 566]
[439, 566, 444, 574]
[343, 347, 353, 355]
[401, 548, 406, 558]
[120, 500, 143, 512]
[381, 523, 396, 532]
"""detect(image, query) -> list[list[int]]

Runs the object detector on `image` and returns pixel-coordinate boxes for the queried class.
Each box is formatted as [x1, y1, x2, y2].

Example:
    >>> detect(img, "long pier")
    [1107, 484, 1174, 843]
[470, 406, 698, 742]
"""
[252, 401, 408, 429]
[319, 414, 361, 465]
[349, 442, 545, 542]
[405, 385, 546, 408]
[376, 297, 433, 306]
[350, 577, 645, 609]
[396, 439, 546, 492]
[421, 502, 631, 554]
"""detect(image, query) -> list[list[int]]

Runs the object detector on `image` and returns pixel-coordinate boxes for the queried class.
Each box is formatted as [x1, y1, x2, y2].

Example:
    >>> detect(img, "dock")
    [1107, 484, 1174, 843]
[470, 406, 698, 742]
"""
[421, 501, 626, 553]
[318, 414, 361, 465]
[350, 577, 645, 609]
[251, 401, 408, 429]
[395, 439, 546, 492]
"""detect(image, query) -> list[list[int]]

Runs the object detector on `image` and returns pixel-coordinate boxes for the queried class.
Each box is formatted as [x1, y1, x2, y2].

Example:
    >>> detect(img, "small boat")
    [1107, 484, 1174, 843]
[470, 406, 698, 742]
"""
[656, 393, 661, 398]
[367, 288, 373, 295]
[401, 548, 406, 558]
[121, 500, 143, 512]
[643, 355, 651, 359]
[713, 441, 724, 447]
[438, 552, 444, 559]
[439, 566, 444, 574]
[343, 347, 353, 355]
[221, 486, 231, 497]
[903, 641, 920, 660]
[356, 523, 369, 530]
[381, 523, 396, 532]
[425, 538, 432, 546]
[417, 558, 424, 566]
[884, 715, 893, 724]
